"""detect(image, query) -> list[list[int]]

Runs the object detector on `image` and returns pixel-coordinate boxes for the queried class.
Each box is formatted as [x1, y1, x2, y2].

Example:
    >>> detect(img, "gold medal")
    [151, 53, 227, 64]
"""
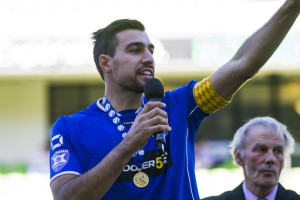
[133, 171, 149, 188]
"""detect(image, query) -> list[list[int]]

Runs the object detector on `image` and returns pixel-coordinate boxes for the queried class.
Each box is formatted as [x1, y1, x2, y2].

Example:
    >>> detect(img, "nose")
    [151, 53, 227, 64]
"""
[265, 150, 276, 164]
[142, 49, 154, 65]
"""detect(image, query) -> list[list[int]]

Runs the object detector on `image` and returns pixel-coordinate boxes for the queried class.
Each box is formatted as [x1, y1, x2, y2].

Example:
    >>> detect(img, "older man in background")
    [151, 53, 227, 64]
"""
[203, 116, 300, 200]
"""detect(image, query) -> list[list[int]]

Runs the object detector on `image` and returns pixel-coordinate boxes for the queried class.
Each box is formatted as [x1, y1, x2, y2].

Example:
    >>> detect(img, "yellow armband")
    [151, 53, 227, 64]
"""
[193, 76, 232, 114]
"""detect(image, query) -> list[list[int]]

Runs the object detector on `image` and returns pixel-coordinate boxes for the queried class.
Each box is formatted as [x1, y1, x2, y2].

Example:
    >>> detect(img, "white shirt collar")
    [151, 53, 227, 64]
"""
[242, 181, 278, 200]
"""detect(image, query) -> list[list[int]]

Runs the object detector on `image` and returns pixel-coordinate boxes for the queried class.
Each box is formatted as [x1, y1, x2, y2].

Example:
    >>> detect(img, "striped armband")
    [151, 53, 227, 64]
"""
[193, 76, 232, 114]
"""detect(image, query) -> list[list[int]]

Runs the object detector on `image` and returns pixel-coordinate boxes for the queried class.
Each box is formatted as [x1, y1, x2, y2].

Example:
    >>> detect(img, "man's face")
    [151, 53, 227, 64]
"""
[239, 125, 285, 190]
[108, 29, 155, 92]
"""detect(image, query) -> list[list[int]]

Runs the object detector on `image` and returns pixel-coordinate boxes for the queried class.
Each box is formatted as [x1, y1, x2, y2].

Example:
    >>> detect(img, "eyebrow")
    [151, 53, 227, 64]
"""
[125, 42, 155, 50]
[253, 143, 284, 149]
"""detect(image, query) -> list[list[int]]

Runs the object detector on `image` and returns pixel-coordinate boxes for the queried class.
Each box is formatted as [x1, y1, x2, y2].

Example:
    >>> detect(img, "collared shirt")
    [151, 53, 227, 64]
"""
[242, 181, 278, 200]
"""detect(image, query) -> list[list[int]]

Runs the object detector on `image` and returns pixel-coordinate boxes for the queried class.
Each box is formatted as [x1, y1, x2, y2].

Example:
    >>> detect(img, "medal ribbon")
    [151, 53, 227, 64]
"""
[102, 97, 145, 167]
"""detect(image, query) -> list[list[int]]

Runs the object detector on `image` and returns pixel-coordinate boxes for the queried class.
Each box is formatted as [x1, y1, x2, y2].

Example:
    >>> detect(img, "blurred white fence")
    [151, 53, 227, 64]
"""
[0, 168, 299, 200]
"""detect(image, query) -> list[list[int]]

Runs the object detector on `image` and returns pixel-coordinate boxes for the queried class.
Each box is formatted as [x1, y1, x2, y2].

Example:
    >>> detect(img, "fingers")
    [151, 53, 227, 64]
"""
[138, 101, 170, 130]
[124, 101, 171, 150]
[139, 101, 166, 114]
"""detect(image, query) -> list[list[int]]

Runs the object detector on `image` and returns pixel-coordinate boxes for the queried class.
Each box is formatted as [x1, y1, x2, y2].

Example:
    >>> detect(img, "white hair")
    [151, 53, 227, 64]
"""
[229, 116, 295, 162]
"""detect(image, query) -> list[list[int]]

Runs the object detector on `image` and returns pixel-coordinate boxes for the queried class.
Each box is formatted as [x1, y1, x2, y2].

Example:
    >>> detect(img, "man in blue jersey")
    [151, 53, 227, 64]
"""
[50, 1, 300, 199]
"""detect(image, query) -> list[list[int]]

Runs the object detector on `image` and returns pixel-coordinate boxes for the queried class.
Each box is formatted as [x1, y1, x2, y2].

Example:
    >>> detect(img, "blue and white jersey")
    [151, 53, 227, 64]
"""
[50, 80, 210, 200]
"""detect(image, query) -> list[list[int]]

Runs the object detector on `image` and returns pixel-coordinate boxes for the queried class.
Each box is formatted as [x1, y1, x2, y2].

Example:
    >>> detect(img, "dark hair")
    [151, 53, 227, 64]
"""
[91, 19, 145, 80]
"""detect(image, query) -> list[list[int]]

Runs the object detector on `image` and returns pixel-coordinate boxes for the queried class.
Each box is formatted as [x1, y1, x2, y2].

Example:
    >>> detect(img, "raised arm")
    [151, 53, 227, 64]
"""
[211, 0, 300, 100]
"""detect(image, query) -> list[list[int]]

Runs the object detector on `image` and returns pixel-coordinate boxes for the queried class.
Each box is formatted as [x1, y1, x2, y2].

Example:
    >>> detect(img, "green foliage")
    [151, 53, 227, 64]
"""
[212, 158, 239, 169]
[0, 164, 27, 174]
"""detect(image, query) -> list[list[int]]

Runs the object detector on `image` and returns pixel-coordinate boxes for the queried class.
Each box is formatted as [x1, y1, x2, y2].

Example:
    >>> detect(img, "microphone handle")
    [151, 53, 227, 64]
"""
[149, 98, 166, 155]
[155, 132, 165, 155]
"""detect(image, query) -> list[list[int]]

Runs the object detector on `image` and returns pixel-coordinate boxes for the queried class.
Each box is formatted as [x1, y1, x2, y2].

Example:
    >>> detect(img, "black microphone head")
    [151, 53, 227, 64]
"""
[144, 78, 164, 101]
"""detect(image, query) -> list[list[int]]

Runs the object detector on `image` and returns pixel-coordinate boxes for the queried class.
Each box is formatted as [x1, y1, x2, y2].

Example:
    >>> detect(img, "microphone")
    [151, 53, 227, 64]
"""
[144, 78, 166, 155]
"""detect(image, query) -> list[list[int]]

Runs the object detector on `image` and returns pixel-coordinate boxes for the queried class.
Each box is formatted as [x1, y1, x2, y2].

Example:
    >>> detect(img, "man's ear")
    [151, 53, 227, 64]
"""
[99, 54, 112, 73]
[234, 149, 244, 166]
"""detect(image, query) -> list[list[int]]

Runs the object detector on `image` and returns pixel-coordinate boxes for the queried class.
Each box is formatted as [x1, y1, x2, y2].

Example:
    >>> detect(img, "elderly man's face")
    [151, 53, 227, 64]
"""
[237, 125, 285, 191]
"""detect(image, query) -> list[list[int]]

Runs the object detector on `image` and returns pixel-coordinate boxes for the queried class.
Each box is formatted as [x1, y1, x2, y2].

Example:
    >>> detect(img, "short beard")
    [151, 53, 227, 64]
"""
[117, 78, 145, 93]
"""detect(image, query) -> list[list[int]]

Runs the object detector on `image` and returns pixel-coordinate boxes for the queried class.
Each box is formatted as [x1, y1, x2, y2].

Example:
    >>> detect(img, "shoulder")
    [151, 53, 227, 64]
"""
[56, 100, 103, 123]
[201, 183, 245, 200]
[201, 196, 219, 200]
[52, 100, 105, 134]
[276, 183, 300, 200]
[163, 80, 199, 111]
[201, 191, 234, 200]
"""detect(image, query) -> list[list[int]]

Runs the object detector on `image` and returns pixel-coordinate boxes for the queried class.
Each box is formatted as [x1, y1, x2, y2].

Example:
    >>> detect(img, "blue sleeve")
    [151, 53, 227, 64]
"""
[49, 116, 83, 183]
[165, 81, 210, 136]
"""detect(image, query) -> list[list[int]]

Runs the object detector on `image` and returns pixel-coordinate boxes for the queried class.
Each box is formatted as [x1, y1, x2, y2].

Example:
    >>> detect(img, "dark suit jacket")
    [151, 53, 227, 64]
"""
[201, 183, 300, 200]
